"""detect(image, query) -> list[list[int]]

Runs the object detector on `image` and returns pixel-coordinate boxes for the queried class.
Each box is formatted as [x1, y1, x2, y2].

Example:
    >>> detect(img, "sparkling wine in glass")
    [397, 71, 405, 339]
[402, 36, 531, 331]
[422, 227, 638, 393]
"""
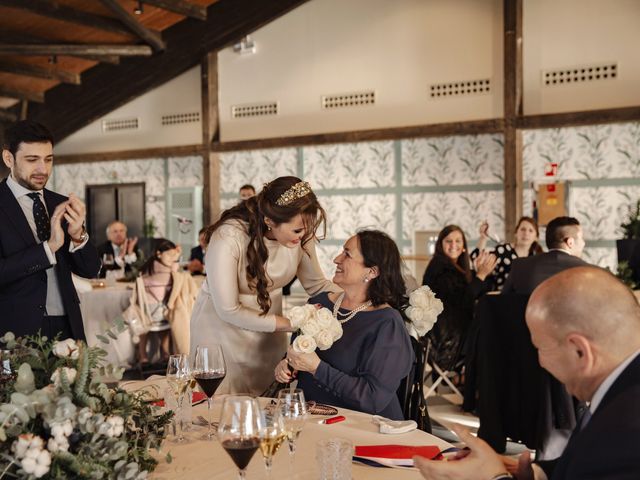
[218, 396, 264, 480]
[192, 344, 226, 440]
[166, 353, 191, 442]
[276, 388, 308, 463]
[259, 408, 287, 477]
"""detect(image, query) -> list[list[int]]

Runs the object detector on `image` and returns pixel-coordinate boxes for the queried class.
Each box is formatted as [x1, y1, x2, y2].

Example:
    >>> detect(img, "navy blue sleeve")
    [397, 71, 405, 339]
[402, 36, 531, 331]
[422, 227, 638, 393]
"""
[312, 312, 413, 415]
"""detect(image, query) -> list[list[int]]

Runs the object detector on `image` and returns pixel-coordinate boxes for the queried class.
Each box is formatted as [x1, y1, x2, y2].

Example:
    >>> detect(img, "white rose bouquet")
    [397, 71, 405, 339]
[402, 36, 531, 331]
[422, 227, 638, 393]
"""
[288, 304, 343, 354]
[404, 285, 444, 338]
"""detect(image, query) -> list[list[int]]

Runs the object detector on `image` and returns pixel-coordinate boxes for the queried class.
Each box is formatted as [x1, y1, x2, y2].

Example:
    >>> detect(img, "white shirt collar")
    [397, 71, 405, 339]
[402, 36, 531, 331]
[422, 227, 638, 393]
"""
[548, 248, 572, 255]
[589, 349, 640, 414]
[6, 174, 42, 199]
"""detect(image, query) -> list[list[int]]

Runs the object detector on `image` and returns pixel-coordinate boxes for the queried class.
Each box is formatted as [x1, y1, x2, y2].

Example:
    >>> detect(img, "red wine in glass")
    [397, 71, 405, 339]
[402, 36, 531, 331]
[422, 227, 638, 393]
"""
[194, 372, 225, 398]
[192, 345, 226, 440]
[222, 437, 260, 470]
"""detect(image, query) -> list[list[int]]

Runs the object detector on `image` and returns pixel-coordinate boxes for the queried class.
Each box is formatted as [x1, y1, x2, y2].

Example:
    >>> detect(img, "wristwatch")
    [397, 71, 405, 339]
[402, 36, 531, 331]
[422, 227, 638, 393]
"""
[71, 227, 89, 243]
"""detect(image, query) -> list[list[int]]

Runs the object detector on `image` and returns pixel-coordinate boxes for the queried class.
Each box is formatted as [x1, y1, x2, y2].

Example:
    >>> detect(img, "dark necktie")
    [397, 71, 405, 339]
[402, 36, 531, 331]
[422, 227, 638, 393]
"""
[27, 192, 51, 242]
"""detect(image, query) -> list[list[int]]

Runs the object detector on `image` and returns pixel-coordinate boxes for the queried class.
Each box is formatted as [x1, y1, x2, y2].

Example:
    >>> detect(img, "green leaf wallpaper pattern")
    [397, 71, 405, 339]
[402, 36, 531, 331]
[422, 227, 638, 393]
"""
[168, 156, 203, 188]
[220, 148, 297, 194]
[304, 142, 395, 188]
[317, 194, 396, 240]
[401, 134, 503, 186]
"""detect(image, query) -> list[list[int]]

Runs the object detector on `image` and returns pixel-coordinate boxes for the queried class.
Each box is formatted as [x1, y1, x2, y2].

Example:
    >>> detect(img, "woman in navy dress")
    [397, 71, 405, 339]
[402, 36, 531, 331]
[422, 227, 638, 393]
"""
[276, 230, 413, 420]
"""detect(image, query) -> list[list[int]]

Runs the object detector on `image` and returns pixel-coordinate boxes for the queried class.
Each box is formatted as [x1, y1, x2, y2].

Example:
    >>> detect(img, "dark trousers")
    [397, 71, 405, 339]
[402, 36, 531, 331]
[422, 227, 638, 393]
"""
[42, 315, 73, 341]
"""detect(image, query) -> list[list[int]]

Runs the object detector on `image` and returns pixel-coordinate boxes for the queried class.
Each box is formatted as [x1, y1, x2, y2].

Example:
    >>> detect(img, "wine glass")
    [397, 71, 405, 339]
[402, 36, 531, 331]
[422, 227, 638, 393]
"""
[276, 388, 308, 466]
[218, 396, 264, 480]
[259, 407, 287, 477]
[166, 353, 191, 442]
[192, 344, 226, 440]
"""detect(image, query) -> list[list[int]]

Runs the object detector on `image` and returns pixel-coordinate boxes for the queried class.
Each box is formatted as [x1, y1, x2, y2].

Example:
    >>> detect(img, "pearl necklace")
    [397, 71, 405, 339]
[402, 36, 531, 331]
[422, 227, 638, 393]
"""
[332, 292, 373, 325]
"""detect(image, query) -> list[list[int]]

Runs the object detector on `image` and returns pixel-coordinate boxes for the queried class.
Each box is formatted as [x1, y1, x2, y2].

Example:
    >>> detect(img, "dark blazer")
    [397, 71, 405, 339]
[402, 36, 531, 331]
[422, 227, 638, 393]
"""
[422, 255, 491, 371]
[501, 250, 588, 295]
[96, 241, 141, 278]
[542, 353, 640, 480]
[189, 245, 204, 264]
[0, 179, 101, 341]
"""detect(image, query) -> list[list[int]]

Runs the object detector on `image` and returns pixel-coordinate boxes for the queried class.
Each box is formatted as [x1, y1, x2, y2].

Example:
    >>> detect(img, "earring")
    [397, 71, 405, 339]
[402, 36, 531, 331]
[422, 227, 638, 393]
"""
[267, 226, 271, 231]
[363, 277, 369, 283]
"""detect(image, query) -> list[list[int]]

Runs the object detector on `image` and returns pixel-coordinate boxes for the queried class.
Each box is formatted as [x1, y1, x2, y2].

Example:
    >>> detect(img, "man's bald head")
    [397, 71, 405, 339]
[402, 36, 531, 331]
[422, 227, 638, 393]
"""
[527, 266, 640, 354]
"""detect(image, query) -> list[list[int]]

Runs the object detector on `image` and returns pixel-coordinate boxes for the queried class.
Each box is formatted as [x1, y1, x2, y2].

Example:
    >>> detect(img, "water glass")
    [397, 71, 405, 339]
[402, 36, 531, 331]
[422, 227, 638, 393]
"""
[316, 438, 353, 480]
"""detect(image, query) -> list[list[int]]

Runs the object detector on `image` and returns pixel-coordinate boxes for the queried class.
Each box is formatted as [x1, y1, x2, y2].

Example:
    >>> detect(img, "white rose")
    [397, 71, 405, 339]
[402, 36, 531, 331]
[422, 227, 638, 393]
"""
[52, 339, 80, 359]
[300, 318, 321, 337]
[314, 330, 334, 350]
[314, 308, 334, 329]
[292, 335, 317, 354]
[50, 367, 77, 386]
[288, 306, 310, 330]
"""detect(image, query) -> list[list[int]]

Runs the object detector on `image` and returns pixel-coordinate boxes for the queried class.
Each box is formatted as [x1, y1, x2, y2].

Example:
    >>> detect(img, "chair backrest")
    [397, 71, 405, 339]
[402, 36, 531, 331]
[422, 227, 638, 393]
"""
[465, 294, 575, 452]
[396, 336, 432, 433]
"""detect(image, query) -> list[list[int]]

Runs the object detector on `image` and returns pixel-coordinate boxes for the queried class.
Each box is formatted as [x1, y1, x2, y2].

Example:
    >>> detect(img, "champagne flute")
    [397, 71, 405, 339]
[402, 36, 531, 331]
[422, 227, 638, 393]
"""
[166, 353, 191, 442]
[218, 396, 264, 480]
[192, 344, 226, 440]
[276, 388, 308, 465]
[259, 408, 287, 477]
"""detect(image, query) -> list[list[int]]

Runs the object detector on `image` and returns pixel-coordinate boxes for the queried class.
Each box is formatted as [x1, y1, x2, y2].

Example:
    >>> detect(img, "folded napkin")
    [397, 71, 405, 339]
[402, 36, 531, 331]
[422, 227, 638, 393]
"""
[372, 415, 417, 434]
[353, 444, 441, 468]
[152, 391, 207, 407]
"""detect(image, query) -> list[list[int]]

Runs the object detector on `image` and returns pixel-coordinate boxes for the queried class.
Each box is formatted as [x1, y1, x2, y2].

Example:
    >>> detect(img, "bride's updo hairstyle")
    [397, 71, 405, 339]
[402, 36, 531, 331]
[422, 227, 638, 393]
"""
[205, 176, 326, 315]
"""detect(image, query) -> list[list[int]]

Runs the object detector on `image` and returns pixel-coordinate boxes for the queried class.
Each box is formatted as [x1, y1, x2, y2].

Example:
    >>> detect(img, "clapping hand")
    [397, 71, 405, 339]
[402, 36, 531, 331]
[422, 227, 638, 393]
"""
[64, 194, 87, 243]
[119, 237, 139, 258]
[474, 250, 498, 281]
[48, 202, 68, 253]
[479, 220, 490, 239]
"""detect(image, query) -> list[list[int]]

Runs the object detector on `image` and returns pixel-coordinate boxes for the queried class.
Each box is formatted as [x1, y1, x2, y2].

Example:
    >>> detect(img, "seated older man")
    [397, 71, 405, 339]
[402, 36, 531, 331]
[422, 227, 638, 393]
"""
[415, 266, 640, 480]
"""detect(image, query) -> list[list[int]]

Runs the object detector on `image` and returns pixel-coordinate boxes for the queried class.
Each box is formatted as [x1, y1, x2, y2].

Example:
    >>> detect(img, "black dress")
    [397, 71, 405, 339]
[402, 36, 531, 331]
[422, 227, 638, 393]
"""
[470, 243, 537, 291]
[296, 292, 413, 420]
[421, 255, 490, 371]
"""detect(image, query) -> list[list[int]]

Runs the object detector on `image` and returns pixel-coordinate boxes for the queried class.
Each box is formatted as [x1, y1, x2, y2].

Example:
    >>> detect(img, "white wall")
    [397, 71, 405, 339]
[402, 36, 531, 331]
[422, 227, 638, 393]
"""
[218, 0, 504, 141]
[523, 0, 640, 114]
[56, 67, 202, 155]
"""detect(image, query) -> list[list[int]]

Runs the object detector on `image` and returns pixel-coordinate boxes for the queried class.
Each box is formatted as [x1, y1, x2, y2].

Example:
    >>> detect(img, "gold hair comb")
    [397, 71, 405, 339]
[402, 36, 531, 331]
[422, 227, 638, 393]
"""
[276, 181, 312, 206]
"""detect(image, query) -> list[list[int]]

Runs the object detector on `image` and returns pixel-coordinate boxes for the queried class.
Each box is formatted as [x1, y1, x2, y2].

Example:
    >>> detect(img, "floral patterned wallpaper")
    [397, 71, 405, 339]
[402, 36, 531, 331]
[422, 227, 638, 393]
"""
[52, 121, 640, 277]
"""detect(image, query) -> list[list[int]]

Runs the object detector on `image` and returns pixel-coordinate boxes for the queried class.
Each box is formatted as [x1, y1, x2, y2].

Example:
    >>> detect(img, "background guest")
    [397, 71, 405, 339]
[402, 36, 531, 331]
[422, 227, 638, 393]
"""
[239, 184, 256, 200]
[422, 225, 497, 378]
[137, 239, 198, 362]
[471, 216, 543, 291]
[278, 230, 413, 420]
[501, 216, 587, 295]
[188, 228, 207, 275]
[97, 220, 140, 278]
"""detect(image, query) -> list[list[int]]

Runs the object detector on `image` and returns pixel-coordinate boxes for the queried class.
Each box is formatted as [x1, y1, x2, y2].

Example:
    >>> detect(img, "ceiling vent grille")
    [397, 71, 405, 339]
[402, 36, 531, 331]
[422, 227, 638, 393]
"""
[102, 117, 139, 132]
[232, 102, 278, 118]
[322, 91, 375, 109]
[161, 111, 200, 126]
[543, 63, 617, 86]
[429, 79, 491, 98]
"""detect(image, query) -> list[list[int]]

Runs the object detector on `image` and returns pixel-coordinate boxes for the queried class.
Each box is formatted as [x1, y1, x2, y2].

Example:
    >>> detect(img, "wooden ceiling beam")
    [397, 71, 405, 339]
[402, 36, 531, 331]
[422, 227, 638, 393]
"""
[0, 31, 121, 64]
[0, 108, 17, 122]
[141, 0, 207, 21]
[517, 106, 640, 129]
[0, 60, 80, 84]
[0, 87, 43, 103]
[0, 0, 132, 36]
[98, 0, 166, 52]
[29, 0, 311, 141]
[0, 44, 153, 57]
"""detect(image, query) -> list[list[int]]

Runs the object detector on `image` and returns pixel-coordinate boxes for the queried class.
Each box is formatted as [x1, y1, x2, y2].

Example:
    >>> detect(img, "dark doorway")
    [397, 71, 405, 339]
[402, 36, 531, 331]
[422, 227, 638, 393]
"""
[86, 183, 145, 246]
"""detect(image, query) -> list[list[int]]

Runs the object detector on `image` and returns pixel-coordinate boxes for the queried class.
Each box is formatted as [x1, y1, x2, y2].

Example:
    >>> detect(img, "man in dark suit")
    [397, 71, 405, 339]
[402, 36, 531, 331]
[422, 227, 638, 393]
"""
[414, 266, 640, 480]
[96, 220, 140, 278]
[187, 228, 207, 275]
[501, 216, 588, 295]
[0, 121, 100, 341]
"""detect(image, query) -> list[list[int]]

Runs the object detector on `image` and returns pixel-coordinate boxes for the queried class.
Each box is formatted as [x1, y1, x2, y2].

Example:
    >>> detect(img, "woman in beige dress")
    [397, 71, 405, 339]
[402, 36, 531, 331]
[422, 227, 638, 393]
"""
[189, 177, 338, 394]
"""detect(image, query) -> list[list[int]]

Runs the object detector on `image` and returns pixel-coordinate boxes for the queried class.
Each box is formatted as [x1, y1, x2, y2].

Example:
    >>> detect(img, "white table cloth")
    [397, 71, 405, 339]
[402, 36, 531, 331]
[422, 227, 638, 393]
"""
[122, 379, 451, 480]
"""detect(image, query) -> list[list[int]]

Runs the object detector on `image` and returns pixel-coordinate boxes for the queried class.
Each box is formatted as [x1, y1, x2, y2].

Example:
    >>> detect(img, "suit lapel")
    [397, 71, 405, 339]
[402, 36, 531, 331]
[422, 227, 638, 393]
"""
[0, 179, 38, 245]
